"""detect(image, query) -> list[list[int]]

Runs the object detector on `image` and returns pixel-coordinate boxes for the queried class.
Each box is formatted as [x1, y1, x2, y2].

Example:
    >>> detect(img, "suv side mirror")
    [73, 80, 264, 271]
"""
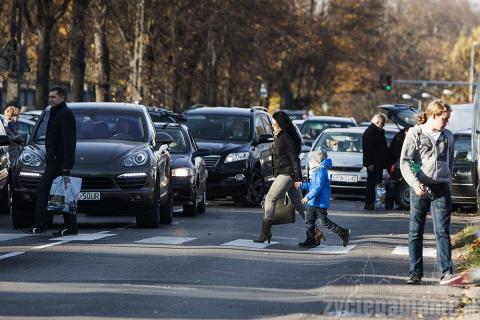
[155, 132, 173, 146]
[193, 148, 211, 158]
[257, 133, 273, 145]
[0, 135, 11, 146]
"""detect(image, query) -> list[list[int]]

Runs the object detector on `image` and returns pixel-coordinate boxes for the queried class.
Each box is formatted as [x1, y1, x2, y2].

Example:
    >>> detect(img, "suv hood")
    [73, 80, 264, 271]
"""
[329, 151, 363, 168]
[170, 154, 191, 168]
[378, 104, 417, 128]
[196, 140, 249, 155]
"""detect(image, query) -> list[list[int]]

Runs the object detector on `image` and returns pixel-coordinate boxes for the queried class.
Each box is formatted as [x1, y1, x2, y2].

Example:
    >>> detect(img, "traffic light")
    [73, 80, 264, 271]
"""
[380, 74, 392, 91]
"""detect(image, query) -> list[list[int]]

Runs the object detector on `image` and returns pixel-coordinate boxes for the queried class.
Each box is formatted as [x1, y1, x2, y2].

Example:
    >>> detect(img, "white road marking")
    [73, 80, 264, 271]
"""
[0, 252, 25, 260]
[0, 234, 30, 241]
[221, 239, 278, 249]
[392, 246, 437, 257]
[306, 245, 356, 255]
[49, 233, 116, 241]
[32, 241, 70, 250]
[135, 236, 196, 245]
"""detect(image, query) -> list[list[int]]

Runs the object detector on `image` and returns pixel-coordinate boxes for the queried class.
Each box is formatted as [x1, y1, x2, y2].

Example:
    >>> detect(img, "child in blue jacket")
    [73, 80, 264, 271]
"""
[300, 149, 351, 248]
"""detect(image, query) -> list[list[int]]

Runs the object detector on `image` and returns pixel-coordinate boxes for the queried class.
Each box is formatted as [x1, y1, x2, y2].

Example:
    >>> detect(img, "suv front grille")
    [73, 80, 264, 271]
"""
[19, 176, 41, 189]
[204, 155, 221, 168]
[115, 176, 147, 189]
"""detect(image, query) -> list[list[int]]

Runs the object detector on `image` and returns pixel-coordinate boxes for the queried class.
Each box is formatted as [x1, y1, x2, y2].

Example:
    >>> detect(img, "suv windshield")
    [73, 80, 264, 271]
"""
[186, 114, 251, 141]
[301, 120, 354, 140]
[156, 127, 189, 153]
[313, 131, 363, 153]
[34, 109, 146, 143]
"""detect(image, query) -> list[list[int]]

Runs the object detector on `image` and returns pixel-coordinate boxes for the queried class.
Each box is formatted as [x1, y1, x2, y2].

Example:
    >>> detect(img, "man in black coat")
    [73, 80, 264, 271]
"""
[362, 113, 388, 210]
[26, 87, 77, 235]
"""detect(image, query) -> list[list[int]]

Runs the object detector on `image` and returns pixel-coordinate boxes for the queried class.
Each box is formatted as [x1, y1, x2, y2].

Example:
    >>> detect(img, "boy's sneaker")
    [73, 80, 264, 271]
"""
[406, 274, 422, 285]
[340, 229, 351, 247]
[439, 272, 461, 285]
[24, 227, 47, 235]
[52, 229, 78, 237]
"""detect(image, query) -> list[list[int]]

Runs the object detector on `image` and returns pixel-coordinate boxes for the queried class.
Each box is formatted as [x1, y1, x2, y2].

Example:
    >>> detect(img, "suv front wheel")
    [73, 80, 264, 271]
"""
[236, 168, 265, 207]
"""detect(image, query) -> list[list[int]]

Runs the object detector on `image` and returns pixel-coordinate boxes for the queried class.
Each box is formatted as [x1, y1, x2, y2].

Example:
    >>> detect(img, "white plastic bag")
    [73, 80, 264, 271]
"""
[47, 176, 83, 214]
[375, 184, 386, 210]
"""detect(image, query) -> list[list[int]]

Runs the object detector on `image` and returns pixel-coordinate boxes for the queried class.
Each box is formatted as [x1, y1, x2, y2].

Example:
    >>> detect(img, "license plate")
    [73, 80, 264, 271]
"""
[79, 192, 101, 201]
[330, 174, 358, 183]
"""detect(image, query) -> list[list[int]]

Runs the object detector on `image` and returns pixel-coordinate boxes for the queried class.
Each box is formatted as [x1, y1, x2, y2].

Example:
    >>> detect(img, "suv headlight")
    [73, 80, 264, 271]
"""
[121, 151, 148, 167]
[19, 151, 43, 167]
[224, 152, 249, 163]
[172, 168, 195, 177]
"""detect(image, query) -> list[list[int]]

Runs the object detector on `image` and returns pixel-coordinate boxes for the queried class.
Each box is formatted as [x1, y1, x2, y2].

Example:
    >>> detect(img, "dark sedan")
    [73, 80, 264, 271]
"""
[10, 102, 174, 228]
[155, 123, 210, 216]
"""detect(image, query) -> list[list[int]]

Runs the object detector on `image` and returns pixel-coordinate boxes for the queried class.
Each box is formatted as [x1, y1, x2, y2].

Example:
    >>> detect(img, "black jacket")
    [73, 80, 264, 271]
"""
[45, 102, 76, 169]
[272, 131, 302, 181]
[362, 123, 388, 168]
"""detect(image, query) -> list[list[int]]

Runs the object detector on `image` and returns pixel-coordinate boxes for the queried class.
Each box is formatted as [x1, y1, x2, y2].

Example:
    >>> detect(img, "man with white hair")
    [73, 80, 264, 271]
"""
[362, 113, 389, 210]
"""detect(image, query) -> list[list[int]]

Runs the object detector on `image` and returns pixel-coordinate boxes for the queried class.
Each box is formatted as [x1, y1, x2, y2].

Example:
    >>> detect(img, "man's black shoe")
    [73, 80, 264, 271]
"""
[52, 229, 78, 237]
[24, 227, 47, 235]
[406, 274, 422, 285]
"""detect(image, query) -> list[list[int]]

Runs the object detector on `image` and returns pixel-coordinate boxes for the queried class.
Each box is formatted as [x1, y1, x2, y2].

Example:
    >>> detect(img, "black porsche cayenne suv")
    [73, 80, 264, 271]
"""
[184, 106, 274, 207]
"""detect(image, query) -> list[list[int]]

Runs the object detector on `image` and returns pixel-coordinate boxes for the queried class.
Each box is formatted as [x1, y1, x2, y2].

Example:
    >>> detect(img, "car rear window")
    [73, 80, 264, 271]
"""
[301, 120, 355, 140]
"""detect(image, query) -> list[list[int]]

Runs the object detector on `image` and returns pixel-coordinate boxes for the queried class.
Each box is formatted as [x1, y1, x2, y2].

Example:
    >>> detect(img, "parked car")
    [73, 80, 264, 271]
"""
[0, 126, 11, 214]
[379, 103, 474, 209]
[283, 109, 307, 121]
[184, 106, 274, 207]
[155, 122, 210, 215]
[1, 115, 36, 142]
[10, 102, 174, 228]
[309, 127, 396, 198]
[301, 116, 357, 146]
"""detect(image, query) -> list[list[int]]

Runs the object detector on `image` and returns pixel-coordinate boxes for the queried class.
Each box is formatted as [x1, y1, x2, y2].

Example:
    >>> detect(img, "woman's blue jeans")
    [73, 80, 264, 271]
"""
[408, 184, 453, 278]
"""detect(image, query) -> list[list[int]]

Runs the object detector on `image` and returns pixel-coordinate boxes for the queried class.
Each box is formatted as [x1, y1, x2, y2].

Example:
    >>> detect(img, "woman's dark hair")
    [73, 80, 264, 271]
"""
[272, 110, 301, 153]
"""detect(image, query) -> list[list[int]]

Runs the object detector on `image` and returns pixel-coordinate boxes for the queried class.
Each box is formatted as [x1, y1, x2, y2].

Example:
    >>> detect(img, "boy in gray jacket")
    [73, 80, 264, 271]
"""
[400, 99, 456, 285]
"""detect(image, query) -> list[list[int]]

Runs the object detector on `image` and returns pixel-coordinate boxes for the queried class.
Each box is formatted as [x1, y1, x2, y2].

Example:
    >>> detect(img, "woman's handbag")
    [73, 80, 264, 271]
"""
[271, 194, 295, 225]
[47, 176, 83, 215]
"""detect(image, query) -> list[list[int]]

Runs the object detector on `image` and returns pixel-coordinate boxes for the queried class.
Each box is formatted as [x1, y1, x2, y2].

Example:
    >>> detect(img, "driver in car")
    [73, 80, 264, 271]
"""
[115, 118, 134, 140]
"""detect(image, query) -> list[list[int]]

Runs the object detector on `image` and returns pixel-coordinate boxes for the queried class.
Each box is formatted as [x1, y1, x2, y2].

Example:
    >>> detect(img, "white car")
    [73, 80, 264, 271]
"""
[308, 127, 398, 197]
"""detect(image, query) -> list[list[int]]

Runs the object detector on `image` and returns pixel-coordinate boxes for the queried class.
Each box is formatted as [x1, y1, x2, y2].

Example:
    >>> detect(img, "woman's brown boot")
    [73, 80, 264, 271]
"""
[253, 219, 273, 243]
[314, 227, 326, 246]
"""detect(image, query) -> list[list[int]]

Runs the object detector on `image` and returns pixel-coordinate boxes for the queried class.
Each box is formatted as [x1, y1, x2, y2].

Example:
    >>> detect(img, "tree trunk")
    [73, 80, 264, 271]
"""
[35, 21, 52, 109]
[69, 0, 89, 102]
[128, 0, 145, 103]
[93, 0, 110, 102]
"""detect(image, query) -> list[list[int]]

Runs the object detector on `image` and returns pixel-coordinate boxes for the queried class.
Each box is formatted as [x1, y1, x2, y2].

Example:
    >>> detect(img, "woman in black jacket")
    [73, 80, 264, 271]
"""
[254, 111, 321, 243]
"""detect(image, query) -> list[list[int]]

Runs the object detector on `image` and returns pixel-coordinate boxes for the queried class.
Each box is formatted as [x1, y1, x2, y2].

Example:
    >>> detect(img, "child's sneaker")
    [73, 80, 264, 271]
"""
[298, 237, 318, 249]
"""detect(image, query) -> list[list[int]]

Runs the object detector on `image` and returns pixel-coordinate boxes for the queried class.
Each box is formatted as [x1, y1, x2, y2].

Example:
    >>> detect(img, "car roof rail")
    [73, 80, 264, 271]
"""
[250, 105, 268, 113]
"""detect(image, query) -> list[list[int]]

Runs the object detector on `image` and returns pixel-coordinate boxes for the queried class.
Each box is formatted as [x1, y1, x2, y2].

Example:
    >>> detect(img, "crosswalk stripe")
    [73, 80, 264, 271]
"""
[392, 246, 436, 257]
[221, 239, 278, 249]
[49, 233, 116, 241]
[32, 241, 70, 250]
[135, 236, 196, 245]
[0, 234, 30, 241]
[306, 245, 356, 255]
[0, 252, 25, 261]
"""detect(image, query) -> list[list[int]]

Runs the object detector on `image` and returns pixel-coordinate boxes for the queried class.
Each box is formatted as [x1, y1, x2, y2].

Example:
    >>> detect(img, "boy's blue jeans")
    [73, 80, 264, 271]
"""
[305, 206, 346, 237]
[408, 184, 453, 278]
